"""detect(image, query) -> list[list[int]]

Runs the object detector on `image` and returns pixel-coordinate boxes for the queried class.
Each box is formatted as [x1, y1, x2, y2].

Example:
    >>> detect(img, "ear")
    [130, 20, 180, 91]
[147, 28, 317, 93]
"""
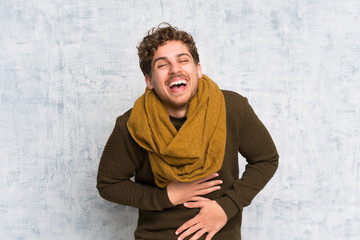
[196, 62, 203, 78]
[145, 75, 154, 89]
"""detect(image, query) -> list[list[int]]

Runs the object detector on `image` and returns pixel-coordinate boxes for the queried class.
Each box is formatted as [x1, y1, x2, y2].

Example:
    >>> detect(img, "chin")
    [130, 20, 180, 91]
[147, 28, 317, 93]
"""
[171, 101, 188, 109]
[169, 98, 189, 109]
[178, 93, 193, 103]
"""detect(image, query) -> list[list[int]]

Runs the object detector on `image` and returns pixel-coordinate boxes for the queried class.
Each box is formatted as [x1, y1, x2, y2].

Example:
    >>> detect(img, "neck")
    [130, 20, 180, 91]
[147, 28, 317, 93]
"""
[167, 106, 188, 118]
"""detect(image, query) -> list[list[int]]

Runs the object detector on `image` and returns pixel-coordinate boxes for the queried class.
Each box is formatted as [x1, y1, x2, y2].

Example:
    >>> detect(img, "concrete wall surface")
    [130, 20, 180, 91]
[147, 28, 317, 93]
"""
[1, 0, 359, 239]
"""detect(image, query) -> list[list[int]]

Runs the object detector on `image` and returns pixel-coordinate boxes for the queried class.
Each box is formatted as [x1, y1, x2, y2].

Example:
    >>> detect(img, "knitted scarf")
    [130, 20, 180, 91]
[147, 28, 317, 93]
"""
[127, 75, 226, 188]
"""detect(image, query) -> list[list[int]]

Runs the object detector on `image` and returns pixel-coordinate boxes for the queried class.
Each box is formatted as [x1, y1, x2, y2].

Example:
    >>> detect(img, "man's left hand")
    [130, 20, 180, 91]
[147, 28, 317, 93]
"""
[175, 197, 227, 240]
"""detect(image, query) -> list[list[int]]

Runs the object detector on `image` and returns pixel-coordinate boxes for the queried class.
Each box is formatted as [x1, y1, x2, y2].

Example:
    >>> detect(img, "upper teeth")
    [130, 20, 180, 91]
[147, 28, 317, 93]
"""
[169, 80, 187, 87]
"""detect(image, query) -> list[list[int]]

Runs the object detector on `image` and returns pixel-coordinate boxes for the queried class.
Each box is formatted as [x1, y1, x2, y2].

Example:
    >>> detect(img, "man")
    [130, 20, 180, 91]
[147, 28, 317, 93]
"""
[97, 23, 279, 240]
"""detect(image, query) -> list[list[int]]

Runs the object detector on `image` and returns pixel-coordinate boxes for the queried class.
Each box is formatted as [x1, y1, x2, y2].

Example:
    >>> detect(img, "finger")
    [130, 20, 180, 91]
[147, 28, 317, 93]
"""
[199, 179, 223, 188]
[184, 201, 204, 209]
[189, 229, 207, 240]
[189, 196, 210, 202]
[196, 185, 221, 196]
[178, 223, 202, 240]
[205, 232, 215, 240]
[176, 218, 198, 236]
[197, 179, 223, 191]
[194, 173, 219, 184]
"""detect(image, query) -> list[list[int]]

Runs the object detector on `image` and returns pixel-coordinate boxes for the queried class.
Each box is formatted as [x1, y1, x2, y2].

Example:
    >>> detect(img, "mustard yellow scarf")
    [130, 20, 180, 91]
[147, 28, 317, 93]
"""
[127, 75, 226, 188]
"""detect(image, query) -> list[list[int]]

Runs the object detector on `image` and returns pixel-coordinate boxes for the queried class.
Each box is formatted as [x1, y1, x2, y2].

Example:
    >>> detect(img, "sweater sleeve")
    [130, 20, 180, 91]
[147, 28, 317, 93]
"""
[96, 111, 174, 211]
[216, 93, 279, 219]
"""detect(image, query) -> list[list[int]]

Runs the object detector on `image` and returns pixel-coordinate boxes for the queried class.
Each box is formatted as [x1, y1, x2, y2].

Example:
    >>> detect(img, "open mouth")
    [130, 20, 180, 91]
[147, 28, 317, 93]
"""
[168, 80, 187, 89]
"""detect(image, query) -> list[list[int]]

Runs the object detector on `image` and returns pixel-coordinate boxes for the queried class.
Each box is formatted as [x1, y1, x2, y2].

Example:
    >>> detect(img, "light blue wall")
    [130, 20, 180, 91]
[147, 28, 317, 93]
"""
[1, 0, 359, 239]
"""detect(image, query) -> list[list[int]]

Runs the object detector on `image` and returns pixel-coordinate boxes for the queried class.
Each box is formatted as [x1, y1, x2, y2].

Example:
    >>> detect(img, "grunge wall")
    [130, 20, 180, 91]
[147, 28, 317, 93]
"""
[1, 0, 359, 239]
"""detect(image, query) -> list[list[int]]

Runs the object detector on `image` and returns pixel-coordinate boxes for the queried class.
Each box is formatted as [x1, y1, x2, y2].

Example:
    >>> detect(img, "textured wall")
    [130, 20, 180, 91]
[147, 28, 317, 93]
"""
[1, 0, 359, 239]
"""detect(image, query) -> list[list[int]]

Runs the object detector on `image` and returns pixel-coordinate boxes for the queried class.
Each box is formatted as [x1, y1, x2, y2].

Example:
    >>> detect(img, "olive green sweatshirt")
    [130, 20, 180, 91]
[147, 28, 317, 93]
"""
[97, 90, 279, 240]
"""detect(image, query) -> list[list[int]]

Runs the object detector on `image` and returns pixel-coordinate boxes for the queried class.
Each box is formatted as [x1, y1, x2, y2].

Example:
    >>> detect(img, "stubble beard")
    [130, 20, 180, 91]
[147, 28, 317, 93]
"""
[166, 72, 194, 109]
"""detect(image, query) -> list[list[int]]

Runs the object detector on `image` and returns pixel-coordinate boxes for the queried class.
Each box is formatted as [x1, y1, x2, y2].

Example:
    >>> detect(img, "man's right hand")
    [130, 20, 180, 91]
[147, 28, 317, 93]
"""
[166, 173, 222, 206]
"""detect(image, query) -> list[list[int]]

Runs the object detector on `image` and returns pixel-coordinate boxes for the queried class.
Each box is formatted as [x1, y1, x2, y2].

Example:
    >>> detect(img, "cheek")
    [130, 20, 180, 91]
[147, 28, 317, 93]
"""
[151, 77, 165, 91]
[187, 65, 201, 77]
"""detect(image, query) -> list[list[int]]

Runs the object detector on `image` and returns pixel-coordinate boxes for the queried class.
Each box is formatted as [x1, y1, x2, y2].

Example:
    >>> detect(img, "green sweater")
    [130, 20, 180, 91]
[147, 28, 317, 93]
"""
[97, 90, 279, 240]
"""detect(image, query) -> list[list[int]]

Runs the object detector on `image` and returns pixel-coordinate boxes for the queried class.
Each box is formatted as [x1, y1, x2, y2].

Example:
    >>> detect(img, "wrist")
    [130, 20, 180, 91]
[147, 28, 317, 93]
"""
[216, 196, 240, 220]
[166, 186, 179, 206]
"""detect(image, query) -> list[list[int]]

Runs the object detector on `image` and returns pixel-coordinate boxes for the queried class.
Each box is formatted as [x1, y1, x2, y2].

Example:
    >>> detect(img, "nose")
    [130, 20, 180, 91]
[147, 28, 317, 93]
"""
[169, 62, 181, 75]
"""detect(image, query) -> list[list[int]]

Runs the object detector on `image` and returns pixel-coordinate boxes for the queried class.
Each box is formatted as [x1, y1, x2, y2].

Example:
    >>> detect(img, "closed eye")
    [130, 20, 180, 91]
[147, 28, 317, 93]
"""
[179, 59, 190, 64]
[157, 63, 168, 68]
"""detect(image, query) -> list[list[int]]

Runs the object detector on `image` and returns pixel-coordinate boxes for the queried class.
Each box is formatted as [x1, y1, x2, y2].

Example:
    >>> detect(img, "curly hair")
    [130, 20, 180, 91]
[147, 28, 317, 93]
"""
[137, 23, 200, 76]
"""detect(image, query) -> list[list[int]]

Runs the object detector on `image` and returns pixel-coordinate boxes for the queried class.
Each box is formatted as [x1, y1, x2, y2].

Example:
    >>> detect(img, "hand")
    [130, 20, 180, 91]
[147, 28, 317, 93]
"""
[167, 173, 222, 206]
[175, 197, 228, 240]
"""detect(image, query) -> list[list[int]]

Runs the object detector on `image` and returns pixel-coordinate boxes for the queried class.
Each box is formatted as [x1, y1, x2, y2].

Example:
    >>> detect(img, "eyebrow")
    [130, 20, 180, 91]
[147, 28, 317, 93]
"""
[153, 53, 192, 66]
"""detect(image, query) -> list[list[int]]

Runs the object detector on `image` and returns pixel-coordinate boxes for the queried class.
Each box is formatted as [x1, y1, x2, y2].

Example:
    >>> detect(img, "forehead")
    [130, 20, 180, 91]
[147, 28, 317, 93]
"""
[153, 40, 191, 61]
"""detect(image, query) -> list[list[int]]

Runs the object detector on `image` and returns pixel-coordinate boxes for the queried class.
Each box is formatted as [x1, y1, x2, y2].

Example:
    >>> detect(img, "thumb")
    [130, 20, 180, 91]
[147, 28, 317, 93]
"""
[184, 201, 205, 209]
[189, 196, 211, 202]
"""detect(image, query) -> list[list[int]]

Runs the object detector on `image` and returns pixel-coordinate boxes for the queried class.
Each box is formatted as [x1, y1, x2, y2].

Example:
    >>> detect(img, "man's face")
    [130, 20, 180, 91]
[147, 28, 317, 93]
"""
[145, 40, 202, 117]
